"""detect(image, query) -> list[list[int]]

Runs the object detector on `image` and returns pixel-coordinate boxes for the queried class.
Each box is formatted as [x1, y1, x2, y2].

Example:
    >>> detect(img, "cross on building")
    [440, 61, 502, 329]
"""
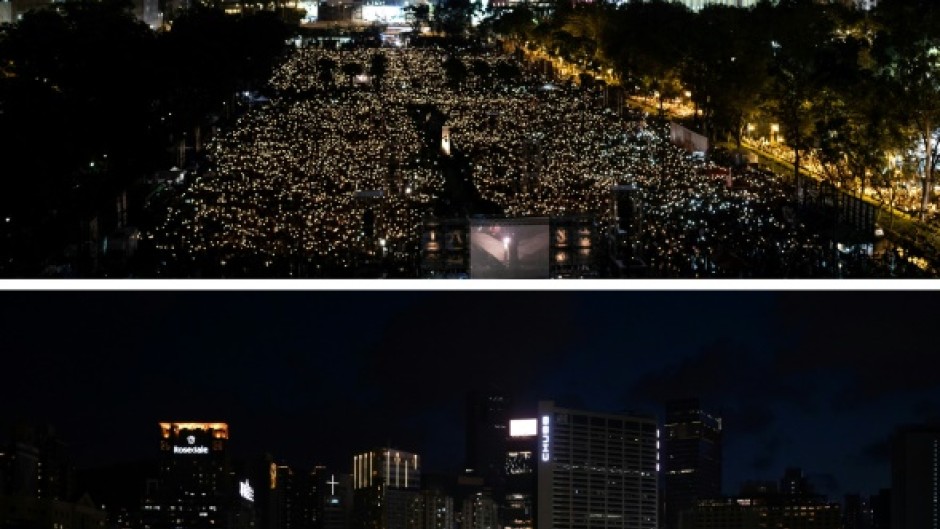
[328, 474, 339, 496]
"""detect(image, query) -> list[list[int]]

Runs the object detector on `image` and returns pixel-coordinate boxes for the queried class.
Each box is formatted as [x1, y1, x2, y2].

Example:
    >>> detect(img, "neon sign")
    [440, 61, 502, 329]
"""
[541, 415, 550, 462]
[240, 480, 254, 502]
[174, 445, 209, 454]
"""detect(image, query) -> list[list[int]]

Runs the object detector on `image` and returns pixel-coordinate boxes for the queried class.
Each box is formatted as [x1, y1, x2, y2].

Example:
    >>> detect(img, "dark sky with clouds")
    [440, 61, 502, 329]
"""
[2, 291, 938, 501]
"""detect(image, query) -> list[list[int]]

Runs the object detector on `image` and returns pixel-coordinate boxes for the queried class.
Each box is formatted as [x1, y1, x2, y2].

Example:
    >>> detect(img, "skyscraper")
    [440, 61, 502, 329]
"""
[891, 424, 940, 529]
[662, 399, 722, 529]
[466, 393, 509, 487]
[147, 422, 255, 529]
[352, 449, 421, 529]
[505, 418, 539, 529]
[536, 401, 659, 529]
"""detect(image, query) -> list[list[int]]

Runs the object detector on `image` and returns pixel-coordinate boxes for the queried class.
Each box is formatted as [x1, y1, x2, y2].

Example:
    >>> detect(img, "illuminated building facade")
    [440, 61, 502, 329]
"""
[147, 422, 249, 529]
[352, 449, 421, 529]
[505, 418, 538, 529]
[536, 401, 659, 529]
[891, 424, 940, 529]
[461, 491, 499, 529]
[663, 399, 722, 529]
[409, 489, 454, 529]
[321, 471, 352, 529]
[681, 494, 840, 529]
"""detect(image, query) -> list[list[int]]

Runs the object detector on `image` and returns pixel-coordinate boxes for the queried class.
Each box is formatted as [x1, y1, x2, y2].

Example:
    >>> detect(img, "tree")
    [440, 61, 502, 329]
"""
[680, 5, 770, 147]
[370, 52, 388, 89]
[471, 58, 491, 89]
[605, 0, 692, 117]
[434, 0, 480, 37]
[874, 0, 940, 220]
[763, 0, 836, 197]
[341, 61, 364, 87]
[491, 3, 536, 42]
[443, 55, 468, 89]
[404, 3, 430, 34]
[318, 57, 337, 88]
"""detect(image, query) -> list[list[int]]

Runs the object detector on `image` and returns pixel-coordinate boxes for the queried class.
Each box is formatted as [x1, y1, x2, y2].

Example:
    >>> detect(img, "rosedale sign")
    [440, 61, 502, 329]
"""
[173, 434, 209, 454]
[173, 445, 210, 454]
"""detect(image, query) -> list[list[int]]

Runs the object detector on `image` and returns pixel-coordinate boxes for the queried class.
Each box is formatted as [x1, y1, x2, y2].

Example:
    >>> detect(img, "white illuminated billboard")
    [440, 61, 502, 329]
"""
[470, 218, 550, 279]
[510, 418, 538, 437]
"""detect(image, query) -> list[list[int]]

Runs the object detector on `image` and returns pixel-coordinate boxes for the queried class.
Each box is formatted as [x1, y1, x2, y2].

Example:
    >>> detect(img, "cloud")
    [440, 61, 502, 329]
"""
[806, 473, 840, 496]
[751, 435, 781, 473]
[357, 292, 581, 408]
[771, 292, 940, 407]
[856, 438, 890, 466]
[625, 338, 813, 438]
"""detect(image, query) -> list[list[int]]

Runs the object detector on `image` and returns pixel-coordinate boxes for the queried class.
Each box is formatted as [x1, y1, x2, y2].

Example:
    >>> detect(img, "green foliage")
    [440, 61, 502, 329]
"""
[0, 2, 291, 270]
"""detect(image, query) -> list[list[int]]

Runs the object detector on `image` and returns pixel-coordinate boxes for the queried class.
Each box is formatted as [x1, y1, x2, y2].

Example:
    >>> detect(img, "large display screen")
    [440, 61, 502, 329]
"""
[510, 418, 538, 437]
[470, 218, 550, 279]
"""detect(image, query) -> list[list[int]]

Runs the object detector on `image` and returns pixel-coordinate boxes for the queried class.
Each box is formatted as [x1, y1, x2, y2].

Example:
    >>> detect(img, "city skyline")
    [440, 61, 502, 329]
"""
[2, 291, 936, 504]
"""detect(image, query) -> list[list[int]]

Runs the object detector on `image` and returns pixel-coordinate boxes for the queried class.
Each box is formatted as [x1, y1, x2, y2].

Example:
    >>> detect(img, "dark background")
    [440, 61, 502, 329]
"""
[2, 291, 935, 500]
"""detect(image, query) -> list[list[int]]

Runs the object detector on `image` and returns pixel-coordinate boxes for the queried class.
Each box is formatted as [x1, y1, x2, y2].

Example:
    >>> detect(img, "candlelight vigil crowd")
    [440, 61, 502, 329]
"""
[150, 45, 928, 278]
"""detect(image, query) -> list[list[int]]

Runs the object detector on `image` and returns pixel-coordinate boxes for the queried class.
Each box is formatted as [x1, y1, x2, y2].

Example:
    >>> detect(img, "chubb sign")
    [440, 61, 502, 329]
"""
[541, 415, 550, 462]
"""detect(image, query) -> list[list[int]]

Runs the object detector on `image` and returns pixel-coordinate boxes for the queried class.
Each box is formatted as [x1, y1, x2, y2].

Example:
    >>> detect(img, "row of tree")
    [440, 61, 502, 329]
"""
[0, 1, 290, 273]
[490, 0, 940, 220]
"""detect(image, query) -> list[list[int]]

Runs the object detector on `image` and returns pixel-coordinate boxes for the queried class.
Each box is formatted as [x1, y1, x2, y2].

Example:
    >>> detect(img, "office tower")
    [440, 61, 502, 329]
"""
[461, 490, 499, 529]
[252, 458, 299, 529]
[0, 424, 107, 529]
[148, 422, 255, 529]
[3, 424, 74, 501]
[682, 471, 840, 529]
[891, 424, 940, 529]
[780, 467, 811, 497]
[409, 489, 454, 529]
[505, 418, 538, 529]
[321, 471, 352, 529]
[844, 494, 872, 529]
[682, 496, 841, 529]
[352, 449, 421, 529]
[870, 489, 890, 529]
[466, 394, 509, 488]
[537, 401, 659, 529]
[663, 399, 722, 529]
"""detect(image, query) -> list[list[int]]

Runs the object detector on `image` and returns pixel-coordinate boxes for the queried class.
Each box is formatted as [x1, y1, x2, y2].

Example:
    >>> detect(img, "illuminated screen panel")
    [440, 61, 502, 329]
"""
[470, 218, 550, 279]
[510, 419, 538, 437]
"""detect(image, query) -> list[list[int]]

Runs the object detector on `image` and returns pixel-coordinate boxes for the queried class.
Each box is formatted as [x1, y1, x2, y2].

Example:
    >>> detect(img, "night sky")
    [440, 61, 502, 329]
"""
[3, 291, 938, 501]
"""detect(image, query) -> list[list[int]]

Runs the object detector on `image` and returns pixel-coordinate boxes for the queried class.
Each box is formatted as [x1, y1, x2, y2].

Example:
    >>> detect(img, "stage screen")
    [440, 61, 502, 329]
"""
[470, 218, 550, 279]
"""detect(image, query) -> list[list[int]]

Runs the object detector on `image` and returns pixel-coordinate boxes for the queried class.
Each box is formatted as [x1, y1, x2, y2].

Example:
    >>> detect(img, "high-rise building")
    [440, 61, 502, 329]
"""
[0, 424, 107, 529]
[536, 401, 659, 529]
[870, 489, 890, 529]
[352, 449, 421, 529]
[780, 467, 811, 497]
[663, 399, 722, 529]
[680, 472, 840, 529]
[844, 493, 872, 529]
[891, 423, 940, 529]
[146, 422, 255, 529]
[466, 393, 509, 496]
[409, 489, 454, 529]
[320, 471, 352, 529]
[460, 490, 499, 529]
[505, 418, 538, 529]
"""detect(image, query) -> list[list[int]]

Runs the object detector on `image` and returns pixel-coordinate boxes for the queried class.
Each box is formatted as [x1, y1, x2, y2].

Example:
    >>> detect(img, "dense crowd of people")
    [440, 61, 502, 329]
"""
[151, 44, 933, 278]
